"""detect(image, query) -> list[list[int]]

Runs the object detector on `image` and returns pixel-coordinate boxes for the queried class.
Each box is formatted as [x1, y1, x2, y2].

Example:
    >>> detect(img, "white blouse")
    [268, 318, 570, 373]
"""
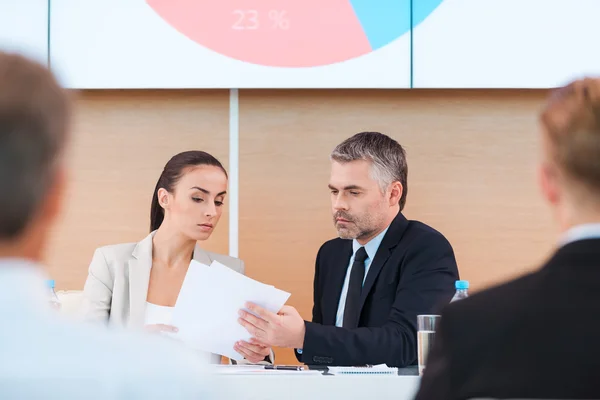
[144, 302, 174, 326]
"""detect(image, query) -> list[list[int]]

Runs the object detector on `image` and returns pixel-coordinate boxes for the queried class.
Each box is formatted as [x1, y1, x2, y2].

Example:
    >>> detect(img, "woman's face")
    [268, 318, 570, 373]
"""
[160, 165, 228, 241]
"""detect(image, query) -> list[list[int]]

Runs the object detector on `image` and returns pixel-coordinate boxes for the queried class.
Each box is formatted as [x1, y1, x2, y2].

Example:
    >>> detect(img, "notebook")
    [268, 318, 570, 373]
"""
[327, 364, 398, 375]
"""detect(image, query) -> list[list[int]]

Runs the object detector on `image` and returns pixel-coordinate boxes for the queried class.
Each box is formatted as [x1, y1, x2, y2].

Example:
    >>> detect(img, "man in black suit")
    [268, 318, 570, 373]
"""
[416, 79, 600, 399]
[237, 132, 459, 367]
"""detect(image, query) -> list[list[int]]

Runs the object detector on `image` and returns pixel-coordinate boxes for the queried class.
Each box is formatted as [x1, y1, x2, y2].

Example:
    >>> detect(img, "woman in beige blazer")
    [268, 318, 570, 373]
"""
[81, 150, 272, 364]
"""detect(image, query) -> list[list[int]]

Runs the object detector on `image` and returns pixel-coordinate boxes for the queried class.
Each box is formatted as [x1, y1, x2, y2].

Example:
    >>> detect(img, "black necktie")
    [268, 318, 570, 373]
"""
[343, 247, 368, 329]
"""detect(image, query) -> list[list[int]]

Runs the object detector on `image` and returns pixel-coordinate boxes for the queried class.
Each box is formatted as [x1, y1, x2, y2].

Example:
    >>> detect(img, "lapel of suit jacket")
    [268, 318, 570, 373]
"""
[128, 232, 154, 329]
[192, 243, 213, 266]
[323, 240, 353, 326]
[128, 237, 211, 328]
[358, 212, 409, 313]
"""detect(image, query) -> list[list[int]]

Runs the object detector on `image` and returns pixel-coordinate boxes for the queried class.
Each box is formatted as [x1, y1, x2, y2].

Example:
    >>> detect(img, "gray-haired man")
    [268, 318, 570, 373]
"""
[238, 131, 459, 367]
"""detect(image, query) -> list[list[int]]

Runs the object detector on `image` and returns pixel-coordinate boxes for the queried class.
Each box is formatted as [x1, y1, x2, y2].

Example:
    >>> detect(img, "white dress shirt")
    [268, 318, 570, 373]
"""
[0, 258, 220, 399]
[335, 226, 390, 327]
[559, 223, 600, 246]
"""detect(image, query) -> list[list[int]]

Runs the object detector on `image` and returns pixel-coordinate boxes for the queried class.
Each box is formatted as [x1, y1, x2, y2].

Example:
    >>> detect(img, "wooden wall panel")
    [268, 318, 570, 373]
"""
[46, 90, 230, 290]
[239, 89, 556, 364]
[47, 88, 559, 365]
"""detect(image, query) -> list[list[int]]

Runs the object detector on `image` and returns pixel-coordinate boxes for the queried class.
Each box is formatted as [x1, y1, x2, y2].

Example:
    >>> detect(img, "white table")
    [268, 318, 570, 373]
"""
[211, 369, 421, 399]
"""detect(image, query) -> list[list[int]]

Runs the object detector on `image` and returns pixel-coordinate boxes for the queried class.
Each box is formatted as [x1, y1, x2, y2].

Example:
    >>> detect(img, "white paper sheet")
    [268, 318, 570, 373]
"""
[171, 260, 291, 361]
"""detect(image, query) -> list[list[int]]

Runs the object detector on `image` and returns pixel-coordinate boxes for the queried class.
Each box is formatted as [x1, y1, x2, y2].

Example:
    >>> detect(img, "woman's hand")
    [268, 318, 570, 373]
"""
[144, 324, 179, 334]
[234, 340, 271, 364]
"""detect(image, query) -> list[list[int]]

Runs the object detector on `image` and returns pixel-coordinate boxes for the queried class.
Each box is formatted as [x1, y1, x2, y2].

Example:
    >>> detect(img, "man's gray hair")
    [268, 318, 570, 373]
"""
[331, 132, 408, 210]
[0, 52, 69, 239]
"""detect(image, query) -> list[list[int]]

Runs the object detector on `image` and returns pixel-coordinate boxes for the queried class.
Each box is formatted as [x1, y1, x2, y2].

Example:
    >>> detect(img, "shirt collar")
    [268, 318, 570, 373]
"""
[352, 225, 390, 261]
[558, 223, 600, 247]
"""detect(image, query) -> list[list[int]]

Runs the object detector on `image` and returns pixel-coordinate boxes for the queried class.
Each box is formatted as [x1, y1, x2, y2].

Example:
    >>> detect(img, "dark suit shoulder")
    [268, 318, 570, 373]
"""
[317, 236, 350, 255]
[441, 270, 542, 339]
[426, 268, 547, 395]
[405, 219, 451, 241]
[400, 219, 454, 255]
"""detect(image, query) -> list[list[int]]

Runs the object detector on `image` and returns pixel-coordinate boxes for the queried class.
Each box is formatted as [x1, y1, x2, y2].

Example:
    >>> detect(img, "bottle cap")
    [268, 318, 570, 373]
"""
[455, 280, 469, 290]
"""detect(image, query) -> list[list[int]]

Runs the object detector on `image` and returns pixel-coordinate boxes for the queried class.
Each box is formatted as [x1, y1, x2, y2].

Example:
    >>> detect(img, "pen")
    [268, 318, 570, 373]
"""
[264, 365, 303, 371]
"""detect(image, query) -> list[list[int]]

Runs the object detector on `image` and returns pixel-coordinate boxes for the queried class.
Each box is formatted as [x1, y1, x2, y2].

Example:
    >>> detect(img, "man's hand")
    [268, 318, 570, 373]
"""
[234, 340, 271, 364]
[238, 303, 306, 349]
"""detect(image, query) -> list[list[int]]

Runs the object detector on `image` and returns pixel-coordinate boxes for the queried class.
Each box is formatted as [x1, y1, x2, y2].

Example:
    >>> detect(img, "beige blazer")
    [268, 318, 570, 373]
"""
[81, 232, 244, 329]
[80, 232, 263, 364]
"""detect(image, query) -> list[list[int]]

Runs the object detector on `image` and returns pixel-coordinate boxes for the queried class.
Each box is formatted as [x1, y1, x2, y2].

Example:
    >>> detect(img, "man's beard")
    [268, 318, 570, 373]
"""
[333, 211, 376, 240]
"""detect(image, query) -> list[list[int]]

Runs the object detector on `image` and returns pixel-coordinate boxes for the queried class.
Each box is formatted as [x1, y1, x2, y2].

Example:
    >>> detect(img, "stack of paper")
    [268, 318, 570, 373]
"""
[171, 260, 290, 361]
[327, 364, 398, 375]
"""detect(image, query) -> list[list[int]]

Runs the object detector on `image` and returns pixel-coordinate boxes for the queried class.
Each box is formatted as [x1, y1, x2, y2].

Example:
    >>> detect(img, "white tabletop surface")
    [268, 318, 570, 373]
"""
[210, 366, 421, 400]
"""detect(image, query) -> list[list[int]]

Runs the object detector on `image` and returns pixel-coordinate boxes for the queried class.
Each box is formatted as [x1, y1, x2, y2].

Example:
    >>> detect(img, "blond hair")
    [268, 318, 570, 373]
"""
[540, 77, 600, 196]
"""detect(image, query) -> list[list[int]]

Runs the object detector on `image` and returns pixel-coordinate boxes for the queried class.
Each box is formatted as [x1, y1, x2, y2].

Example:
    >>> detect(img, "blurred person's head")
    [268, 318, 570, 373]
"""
[329, 132, 406, 244]
[539, 77, 600, 231]
[150, 151, 228, 241]
[0, 52, 70, 262]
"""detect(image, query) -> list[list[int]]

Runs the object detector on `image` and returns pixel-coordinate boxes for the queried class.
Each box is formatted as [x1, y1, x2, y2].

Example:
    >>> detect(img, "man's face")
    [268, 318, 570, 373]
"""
[329, 160, 389, 242]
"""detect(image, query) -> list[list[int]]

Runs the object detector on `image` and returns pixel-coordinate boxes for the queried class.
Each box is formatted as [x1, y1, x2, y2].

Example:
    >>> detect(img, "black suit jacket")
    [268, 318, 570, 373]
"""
[416, 238, 600, 400]
[297, 212, 459, 367]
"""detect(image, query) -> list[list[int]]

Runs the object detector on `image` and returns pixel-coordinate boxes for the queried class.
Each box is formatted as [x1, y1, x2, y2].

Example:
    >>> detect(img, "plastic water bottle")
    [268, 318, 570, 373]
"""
[47, 279, 61, 311]
[451, 280, 469, 302]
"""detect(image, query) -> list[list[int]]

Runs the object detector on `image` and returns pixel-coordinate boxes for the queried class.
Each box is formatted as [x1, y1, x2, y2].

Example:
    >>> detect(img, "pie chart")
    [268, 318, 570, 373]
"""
[147, 0, 443, 68]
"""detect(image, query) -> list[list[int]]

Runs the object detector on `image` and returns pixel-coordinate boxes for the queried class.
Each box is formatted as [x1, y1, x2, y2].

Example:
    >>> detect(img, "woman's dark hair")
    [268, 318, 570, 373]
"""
[150, 151, 228, 232]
